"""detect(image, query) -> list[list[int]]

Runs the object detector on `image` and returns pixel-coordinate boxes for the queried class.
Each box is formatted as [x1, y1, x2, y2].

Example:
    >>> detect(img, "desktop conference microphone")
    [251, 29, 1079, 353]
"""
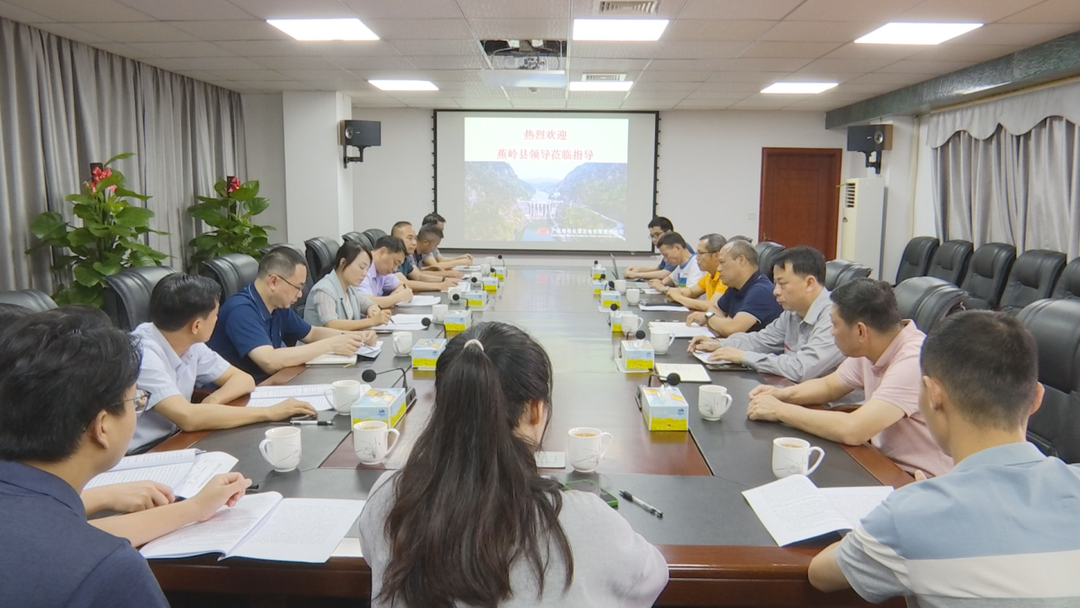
[361, 367, 417, 407]
[648, 371, 682, 388]
[420, 315, 446, 338]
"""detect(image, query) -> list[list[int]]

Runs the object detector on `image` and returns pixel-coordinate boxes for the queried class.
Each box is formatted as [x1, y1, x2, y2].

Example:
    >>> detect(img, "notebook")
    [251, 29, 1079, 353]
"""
[246, 384, 334, 411]
[742, 475, 893, 546]
[85, 449, 239, 499]
[655, 363, 711, 383]
[306, 341, 383, 365]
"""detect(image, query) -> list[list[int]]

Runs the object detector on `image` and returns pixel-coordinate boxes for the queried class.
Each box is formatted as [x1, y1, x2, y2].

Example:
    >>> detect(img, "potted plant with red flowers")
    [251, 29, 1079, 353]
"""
[187, 176, 274, 270]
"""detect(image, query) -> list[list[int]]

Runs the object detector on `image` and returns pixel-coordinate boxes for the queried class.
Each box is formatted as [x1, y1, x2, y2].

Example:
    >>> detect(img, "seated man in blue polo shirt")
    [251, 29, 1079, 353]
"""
[208, 247, 375, 382]
[625, 216, 676, 280]
[130, 274, 316, 453]
[686, 240, 782, 337]
[390, 221, 456, 293]
[0, 309, 249, 606]
[809, 311, 1080, 605]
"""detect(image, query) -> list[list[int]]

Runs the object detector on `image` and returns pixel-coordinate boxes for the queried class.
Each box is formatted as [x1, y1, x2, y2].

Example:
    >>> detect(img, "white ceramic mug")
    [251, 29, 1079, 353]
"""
[698, 385, 733, 421]
[392, 331, 413, 356]
[650, 328, 676, 354]
[626, 288, 641, 305]
[772, 437, 825, 478]
[486, 256, 497, 268]
[353, 421, 401, 465]
[567, 427, 614, 473]
[480, 263, 491, 276]
[324, 379, 362, 416]
[614, 279, 627, 294]
[620, 313, 642, 335]
[432, 304, 449, 323]
[259, 427, 301, 472]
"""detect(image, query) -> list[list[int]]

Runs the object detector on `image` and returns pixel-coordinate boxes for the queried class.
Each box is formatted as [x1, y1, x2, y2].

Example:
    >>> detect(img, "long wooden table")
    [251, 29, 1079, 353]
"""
[150, 267, 910, 607]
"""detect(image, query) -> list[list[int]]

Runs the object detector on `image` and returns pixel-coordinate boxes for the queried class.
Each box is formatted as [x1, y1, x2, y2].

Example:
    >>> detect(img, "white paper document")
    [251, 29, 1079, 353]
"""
[306, 340, 383, 366]
[638, 304, 690, 312]
[85, 450, 238, 498]
[647, 322, 713, 339]
[396, 295, 441, 308]
[654, 363, 711, 383]
[247, 384, 334, 411]
[742, 475, 893, 546]
[642, 288, 662, 295]
[141, 492, 366, 564]
[371, 314, 432, 332]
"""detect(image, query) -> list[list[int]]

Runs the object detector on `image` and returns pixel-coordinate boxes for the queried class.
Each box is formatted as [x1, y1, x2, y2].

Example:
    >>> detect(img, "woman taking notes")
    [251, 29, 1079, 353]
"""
[303, 241, 392, 330]
[359, 322, 668, 607]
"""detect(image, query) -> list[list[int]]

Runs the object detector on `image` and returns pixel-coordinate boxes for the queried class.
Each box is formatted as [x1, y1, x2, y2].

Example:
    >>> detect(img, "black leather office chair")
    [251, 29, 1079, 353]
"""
[363, 228, 387, 245]
[201, 253, 259, 303]
[343, 231, 374, 250]
[1053, 257, 1080, 300]
[1018, 298, 1080, 463]
[305, 237, 339, 282]
[754, 241, 784, 282]
[895, 236, 939, 284]
[260, 243, 305, 258]
[825, 259, 872, 291]
[999, 249, 1067, 314]
[102, 266, 179, 330]
[893, 276, 968, 334]
[960, 242, 1016, 310]
[0, 289, 58, 312]
[926, 239, 973, 286]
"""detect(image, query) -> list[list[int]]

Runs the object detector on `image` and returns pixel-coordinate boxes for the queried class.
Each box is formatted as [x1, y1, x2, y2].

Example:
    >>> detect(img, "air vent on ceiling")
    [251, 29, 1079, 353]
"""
[597, 0, 659, 15]
[582, 73, 627, 81]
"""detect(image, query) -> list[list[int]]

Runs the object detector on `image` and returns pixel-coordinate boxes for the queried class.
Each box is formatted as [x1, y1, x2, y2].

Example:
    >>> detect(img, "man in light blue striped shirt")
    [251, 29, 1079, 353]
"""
[809, 311, 1080, 606]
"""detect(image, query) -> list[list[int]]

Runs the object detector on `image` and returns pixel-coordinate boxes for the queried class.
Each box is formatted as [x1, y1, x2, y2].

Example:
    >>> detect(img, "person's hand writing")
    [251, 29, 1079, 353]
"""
[688, 335, 719, 352]
[328, 332, 364, 355]
[371, 308, 392, 325]
[356, 330, 377, 346]
[395, 286, 414, 303]
[88, 481, 174, 514]
[188, 473, 252, 522]
[266, 398, 317, 421]
[746, 394, 788, 422]
[709, 347, 745, 363]
[687, 312, 706, 327]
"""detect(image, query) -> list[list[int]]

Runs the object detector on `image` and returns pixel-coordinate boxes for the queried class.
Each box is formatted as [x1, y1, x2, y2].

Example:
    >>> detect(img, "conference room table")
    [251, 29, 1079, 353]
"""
[150, 266, 911, 607]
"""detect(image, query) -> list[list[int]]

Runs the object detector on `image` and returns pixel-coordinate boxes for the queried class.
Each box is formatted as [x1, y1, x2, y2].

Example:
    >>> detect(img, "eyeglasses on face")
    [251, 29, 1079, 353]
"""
[271, 273, 304, 292]
[123, 389, 152, 414]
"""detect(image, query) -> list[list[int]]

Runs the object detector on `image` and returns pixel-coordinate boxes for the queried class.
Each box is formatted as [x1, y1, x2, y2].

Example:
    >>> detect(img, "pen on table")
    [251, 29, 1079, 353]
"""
[619, 490, 663, 519]
[245, 483, 260, 495]
[290, 419, 333, 426]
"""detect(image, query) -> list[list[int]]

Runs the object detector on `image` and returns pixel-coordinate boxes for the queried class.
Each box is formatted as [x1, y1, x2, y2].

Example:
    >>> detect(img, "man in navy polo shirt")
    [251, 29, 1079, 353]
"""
[208, 247, 375, 382]
[686, 240, 782, 337]
[625, 216, 676, 280]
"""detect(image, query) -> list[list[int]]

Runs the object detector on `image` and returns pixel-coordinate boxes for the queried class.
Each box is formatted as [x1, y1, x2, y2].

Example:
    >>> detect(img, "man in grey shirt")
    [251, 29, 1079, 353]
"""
[690, 246, 843, 382]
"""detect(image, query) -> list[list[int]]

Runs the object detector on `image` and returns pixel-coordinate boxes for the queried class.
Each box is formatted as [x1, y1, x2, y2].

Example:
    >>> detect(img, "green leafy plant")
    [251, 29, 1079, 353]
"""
[29, 153, 168, 307]
[187, 176, 273, 270]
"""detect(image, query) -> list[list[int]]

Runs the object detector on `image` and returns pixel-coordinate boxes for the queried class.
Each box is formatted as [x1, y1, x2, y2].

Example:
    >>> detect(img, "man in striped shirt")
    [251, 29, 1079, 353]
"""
[808, 311, 1080, 606]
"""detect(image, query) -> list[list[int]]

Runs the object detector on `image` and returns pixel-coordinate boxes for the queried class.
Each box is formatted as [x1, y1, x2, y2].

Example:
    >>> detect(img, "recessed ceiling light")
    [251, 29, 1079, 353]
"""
[573, 19, 669, 41]
[368, 80, 438, 91]
[855, 22, 982, 45]
[569, 81, 634, 92]
[267, 18, 378, 41]
[761, 82, 838, 94]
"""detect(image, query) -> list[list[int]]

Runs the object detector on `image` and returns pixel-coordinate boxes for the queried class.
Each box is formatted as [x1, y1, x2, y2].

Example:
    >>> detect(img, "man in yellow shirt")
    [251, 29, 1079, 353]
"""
[667, 234, 727, 312]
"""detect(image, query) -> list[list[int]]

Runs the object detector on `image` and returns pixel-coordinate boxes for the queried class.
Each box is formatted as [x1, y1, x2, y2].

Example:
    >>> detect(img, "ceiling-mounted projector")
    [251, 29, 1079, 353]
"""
[479, 39, 568, 88]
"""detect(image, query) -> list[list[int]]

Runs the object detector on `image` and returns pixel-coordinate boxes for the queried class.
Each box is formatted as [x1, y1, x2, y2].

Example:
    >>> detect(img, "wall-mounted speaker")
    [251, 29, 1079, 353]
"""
[846, 124, 892, 152]
[343, 120, 381, 148]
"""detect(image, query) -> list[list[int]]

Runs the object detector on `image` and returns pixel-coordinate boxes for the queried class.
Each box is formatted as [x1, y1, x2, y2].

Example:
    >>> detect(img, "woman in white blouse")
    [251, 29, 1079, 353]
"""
[303, 241, 392, 330]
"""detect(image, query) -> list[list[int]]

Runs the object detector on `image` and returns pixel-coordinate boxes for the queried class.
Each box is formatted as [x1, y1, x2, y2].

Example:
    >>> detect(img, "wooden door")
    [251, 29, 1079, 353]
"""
[759, 148, 842, 259]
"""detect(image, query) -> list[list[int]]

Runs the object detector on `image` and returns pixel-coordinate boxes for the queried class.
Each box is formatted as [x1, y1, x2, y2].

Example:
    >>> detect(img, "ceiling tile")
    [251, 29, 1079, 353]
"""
[139, 57, 193, 71]
[571, 41, 660, 59]
[948, 23, 1080, 47]
[415, 69, 482, 82]
[1003, 0, 1080, 24]
[664, 19, 776, 41]
[86, 42, 152, 57]
[340, 0, 464, 19]
[365, 18, 473, 40]
[704, 71, 793, 84]
[655, 40, 754, 59]
[739, 41, 843, 59]
[820, 42, 920, 61]
[759, 21, 878, 43]
[3, 0, 153, 22]
[679, 0, 804, 20]
[171, 56, 267, 70]
[74, 22, 200, 42]
[731, 93, 805, 108]
[233, 80, 319, 91]
[876, 59, 977, 74]
[456, 0, 567, 20]
[698, 81, 780, 93]
[571, 0, 687, 20]
[570, 69, 643, 81]
[784, 0, 923, 22]
[0, 1, 54, 23]
[636, 69, 715, 82]
[248, 56, 341, 70]
[277, 68, 356, 81]
[468, 19, 568, 40]
[643, 58, 733, 71]
[896, 0, 1044, 24]
[454, 98, 512, 108]
[124, 41, 236, 58]
[30, 23, 113, 44]
[907, 44, 1026, 63]
[326, 55, 417, 70]
[225, 0, 358, 19]
[390, 39, 483, 56]
[624, 91, 690, 101]
[114, 0, 252, 21]
[171, 20, 292, 41]
[621, 102, 676, 109]
[407, 55, 488, 69]
[799, 57, 899, 73]
[630, 81, 700, 92]
[781, 98, 845, 111]
[201, 69, 291, 81]
[352, 98, 409, 107]
[685, 90, 759, 100]
[725, 57, 814, 72]
[675, 101, 737, 109]
[505, 87, 566, 99]
[784, 70, 862, 84]
[568, 58, 650, 71]
[845, 72, 937, 86]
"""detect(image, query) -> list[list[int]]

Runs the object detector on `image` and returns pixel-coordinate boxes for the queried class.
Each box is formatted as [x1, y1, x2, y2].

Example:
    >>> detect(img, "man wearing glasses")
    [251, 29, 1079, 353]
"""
[665, 233, 728, 312]
[208, 247, 376, 382]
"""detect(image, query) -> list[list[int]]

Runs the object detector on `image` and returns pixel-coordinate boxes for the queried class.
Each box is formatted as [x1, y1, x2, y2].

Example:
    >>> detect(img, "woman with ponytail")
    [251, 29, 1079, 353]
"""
[359, 322, 667, 607]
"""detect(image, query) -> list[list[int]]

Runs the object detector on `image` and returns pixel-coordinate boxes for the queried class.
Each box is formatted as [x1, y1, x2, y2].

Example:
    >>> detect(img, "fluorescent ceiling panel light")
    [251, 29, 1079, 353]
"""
[267, 18, 378, 41]
[855, 22, 982, 45]
[761, 82, 838, 94]
[368, 80, 438, 91]
[569, 80, 634, 92]
[573, 19, 669, 41]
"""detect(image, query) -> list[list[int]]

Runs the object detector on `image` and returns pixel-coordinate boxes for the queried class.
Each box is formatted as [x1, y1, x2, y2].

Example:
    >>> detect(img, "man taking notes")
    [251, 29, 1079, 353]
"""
[420, 212, 472, 270]
[648, 232, 706, 294]
[625, 216, 675, 280]
[690, 246, 843, 382]
[207, 247, 375, 382]
[358, 235, 415, 309]
[809, 311, 1080, 605]
[129, 274, 316, 454]
[665, 233, 727, 312]
[745, 279, 953, 477]
[390, 221, 455, 293]
[686, 239, 782, 337]
[414, 223, 462, 279]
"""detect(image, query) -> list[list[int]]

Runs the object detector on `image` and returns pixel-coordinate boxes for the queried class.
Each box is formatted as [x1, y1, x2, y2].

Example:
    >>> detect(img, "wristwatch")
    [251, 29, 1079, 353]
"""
[704, 311, 715, 321]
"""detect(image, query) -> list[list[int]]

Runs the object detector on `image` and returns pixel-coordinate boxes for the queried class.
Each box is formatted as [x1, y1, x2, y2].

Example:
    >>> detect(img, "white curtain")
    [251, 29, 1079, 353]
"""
[0, 17, 246, 292]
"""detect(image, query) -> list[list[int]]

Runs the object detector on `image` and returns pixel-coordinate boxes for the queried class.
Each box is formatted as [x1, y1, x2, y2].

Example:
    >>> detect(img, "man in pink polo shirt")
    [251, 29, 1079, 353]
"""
[744, 278, 953, 477]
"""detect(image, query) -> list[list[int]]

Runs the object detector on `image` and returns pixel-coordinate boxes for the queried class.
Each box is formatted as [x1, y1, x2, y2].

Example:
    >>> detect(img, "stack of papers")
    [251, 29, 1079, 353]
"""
[247, 384, 334, 411]
[372, 314, 432, 332]
[85, 449, 239, 499]
[654, 363, 711, 383]
[306, 341, 383, 366]
[742, 475, 893, 546]
[639, 304, 690, 312]
[647, 322, 713, 339]
[141, 492, 366, 563]
[396, 295, 441, 308]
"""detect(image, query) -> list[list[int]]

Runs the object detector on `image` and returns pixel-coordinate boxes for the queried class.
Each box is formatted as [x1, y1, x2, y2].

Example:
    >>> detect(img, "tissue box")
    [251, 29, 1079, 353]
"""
[593, 280, 608, 296]
[494, 266, 507, 281]
[351, 388, 408, 428]
[411, 338, 446, 371]
[482, 276, 499, 292]
[600, 290, 621, 309]
[592, 266, 607, 280]
[621, 340, 654, 371]
[444, 309, 472, 333]
[466, 290, 488, 308]
[637, 386, 689, 431]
